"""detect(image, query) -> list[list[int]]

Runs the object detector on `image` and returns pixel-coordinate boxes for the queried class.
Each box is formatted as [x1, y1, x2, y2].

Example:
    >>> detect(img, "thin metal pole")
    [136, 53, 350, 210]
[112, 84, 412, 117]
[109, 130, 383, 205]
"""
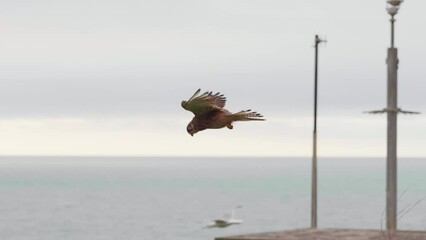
[391, 16, 395, 48]
[311, 35, 320, 229]
[314, 36, 319, 133]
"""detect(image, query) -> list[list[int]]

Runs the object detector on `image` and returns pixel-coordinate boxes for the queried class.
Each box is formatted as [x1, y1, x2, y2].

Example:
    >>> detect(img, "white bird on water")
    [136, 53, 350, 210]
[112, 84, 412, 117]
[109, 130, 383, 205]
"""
[206, 206, 243, 228]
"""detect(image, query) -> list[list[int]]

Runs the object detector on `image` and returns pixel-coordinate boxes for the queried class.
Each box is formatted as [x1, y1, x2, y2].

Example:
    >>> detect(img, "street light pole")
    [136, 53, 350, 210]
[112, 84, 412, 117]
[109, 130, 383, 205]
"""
[386, 0, 401, 230]
[386, 21, 398, 231]
[366, 0, 419, 231]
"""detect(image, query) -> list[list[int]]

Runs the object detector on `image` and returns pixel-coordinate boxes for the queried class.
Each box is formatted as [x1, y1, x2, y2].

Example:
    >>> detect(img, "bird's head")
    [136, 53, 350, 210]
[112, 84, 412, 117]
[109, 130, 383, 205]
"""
[186, 122, 197, 136]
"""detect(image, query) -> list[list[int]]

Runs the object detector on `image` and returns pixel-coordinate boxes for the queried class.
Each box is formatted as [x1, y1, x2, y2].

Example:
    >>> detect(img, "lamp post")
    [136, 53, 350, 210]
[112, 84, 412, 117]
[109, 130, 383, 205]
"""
[366, 0, 419, 231]
[385, 0, 402, 230]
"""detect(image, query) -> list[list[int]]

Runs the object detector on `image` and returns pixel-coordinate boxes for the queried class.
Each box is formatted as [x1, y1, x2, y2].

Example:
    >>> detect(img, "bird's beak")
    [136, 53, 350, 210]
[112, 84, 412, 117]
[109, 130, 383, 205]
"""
[190, 133, 194, 137]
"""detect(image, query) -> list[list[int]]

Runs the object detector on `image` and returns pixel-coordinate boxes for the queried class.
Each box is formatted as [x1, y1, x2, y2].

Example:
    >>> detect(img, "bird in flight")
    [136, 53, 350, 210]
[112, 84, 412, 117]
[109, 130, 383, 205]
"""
[181, 89, 265, 136]
[205, 206, 243, 228]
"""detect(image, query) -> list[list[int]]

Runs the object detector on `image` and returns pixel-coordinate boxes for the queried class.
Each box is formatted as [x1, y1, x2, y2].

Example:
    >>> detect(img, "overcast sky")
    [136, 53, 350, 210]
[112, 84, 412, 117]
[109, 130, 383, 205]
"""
[0, 0, 425, 156]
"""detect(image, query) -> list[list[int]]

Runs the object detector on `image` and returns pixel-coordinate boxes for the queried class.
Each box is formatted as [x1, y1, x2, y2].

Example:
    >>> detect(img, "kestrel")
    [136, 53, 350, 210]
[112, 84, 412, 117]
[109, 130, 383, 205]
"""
[181, 89, 265, 136]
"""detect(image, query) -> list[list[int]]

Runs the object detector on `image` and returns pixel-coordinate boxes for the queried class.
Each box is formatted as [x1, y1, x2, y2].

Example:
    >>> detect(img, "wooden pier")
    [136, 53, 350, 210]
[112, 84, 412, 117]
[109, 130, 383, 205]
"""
[216, 228, 426, 240]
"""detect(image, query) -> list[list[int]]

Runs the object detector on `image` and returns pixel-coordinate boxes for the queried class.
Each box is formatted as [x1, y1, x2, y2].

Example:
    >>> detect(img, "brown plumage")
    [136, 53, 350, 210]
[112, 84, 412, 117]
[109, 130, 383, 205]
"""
[181, 89, 265, 136]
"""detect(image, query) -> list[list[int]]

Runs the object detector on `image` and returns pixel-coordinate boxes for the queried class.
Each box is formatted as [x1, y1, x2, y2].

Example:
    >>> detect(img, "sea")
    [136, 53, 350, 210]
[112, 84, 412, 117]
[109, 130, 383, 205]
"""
[0, 157, 425, 240]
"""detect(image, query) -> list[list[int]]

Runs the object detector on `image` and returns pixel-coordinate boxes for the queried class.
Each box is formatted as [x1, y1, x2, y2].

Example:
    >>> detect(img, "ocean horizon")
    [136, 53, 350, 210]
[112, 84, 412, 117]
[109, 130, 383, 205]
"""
[1, 156, 425, 240]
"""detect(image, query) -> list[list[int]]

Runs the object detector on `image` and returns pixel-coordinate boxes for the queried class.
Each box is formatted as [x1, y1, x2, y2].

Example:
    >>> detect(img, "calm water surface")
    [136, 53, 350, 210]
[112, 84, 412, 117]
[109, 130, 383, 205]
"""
[0, 157, 425, 240]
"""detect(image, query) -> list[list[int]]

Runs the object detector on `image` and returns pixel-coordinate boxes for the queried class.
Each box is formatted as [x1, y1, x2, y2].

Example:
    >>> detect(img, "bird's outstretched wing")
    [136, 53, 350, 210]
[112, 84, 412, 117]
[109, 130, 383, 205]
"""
[181, 89, 226, 116]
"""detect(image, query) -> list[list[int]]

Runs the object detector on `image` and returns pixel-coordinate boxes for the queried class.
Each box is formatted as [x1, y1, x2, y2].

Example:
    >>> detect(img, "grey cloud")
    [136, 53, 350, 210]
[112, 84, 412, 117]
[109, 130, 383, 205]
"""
[0, 0, 425, 119]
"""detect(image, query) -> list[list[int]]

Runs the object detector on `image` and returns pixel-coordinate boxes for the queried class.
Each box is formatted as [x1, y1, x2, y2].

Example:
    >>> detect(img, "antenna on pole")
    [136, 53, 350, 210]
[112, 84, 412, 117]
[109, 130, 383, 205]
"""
[311, 34, 326, 229]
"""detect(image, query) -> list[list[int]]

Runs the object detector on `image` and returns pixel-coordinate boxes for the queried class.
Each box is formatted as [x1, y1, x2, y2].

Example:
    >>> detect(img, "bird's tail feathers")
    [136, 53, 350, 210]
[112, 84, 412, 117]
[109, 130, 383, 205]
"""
[228, 110, 265, 122]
